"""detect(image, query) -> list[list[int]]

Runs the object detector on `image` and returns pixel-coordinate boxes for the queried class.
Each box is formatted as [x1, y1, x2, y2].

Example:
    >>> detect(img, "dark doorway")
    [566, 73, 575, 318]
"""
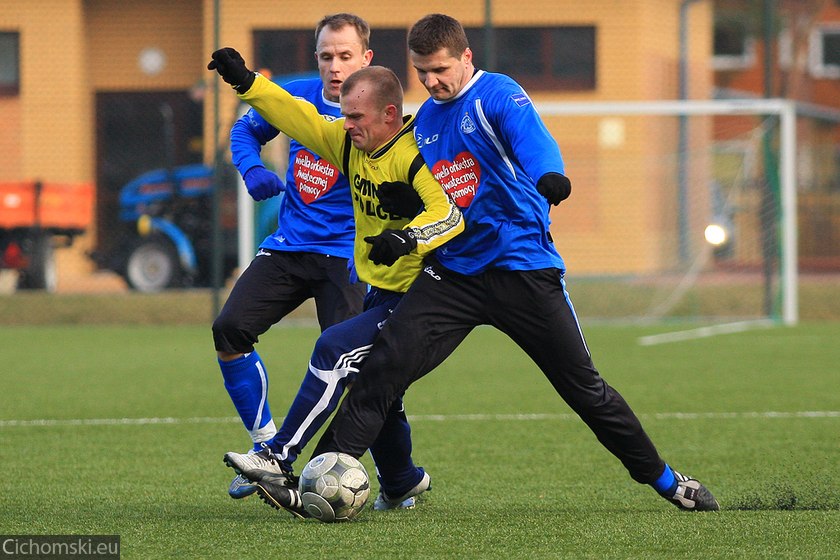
[94, 91, 203, 257]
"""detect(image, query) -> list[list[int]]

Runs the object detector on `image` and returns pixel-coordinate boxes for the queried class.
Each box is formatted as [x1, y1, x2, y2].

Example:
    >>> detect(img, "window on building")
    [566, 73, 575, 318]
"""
[370, 29, 408, 87]
[713, 18, 755, 70]
[253, 29, 315, 79]
[466, 26, 596, 91]
[810, 26, 840, 79]
[0, 31, 20, 95]
[252, 28, 408, 87]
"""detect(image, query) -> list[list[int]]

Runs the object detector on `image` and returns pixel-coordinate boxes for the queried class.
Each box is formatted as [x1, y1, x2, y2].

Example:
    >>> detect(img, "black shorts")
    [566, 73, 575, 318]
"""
[363, 257, 595, 387]
[212, 250, 366, 354]
[316, 257, 665, 484]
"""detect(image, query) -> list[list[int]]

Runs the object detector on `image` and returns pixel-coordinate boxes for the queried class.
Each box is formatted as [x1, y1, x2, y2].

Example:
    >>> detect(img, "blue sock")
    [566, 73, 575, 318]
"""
[218, 352, 276, 447]
[652, 463, 677, 496]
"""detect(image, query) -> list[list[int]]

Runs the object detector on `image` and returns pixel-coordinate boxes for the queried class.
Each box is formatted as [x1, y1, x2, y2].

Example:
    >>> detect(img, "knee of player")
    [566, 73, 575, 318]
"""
[311, 330, 348, 362]
[211, 312, 244, 340]
[355, 358, 409, 396]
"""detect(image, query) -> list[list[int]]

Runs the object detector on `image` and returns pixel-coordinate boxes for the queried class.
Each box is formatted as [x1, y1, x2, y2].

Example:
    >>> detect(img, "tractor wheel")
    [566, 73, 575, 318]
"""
[125, 238, 180, 292]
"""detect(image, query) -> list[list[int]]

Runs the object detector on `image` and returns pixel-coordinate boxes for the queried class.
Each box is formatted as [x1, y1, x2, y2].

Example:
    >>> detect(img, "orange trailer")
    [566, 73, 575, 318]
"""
[0, 181, 93, 291]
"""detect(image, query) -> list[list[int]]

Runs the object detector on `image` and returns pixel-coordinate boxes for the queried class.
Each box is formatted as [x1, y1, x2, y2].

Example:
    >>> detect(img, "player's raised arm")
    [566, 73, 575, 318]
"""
[209, 47, 346, 171]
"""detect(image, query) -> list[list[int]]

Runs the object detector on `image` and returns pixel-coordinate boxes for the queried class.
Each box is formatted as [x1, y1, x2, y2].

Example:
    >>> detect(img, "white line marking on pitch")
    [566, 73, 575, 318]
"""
[637, 319, 776, 346]
[1, 410, 838, 428]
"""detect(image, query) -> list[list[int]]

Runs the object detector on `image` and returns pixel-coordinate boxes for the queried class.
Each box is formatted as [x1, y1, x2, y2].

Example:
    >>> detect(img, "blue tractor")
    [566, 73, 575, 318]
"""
[98, 164, 243, 292]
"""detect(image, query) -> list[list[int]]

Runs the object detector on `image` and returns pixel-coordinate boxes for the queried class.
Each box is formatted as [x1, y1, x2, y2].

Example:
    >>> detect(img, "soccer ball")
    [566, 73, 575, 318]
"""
[299, 452, 370, 522]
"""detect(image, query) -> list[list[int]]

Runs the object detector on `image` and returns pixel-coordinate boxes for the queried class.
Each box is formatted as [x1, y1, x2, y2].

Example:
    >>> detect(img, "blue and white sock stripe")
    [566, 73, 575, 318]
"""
[219, 351, 276, 444]
[249, 359, 272, 440]
[250, 420, 277, 443]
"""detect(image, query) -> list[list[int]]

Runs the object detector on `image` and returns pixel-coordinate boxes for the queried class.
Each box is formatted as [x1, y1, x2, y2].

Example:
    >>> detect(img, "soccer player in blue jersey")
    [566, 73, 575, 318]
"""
[212, 13, 379, 503]
[310, 13, 719, 512]
[209, 46, 465, 516]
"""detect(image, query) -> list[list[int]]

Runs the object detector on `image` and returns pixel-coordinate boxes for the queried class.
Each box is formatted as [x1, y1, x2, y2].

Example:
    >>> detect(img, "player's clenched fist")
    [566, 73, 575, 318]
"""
[208, 47, 256, 92]
[364, 229, 418, 266]
[536, 172, 572, 206]
[243, 166, 285, 201]
[378, 181, 423, 217]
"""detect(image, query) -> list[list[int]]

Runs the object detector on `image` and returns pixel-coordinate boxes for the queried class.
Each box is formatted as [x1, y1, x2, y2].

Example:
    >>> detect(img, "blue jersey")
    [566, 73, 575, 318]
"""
[230, 78, 354, 258]
[414, 70, 566, 274]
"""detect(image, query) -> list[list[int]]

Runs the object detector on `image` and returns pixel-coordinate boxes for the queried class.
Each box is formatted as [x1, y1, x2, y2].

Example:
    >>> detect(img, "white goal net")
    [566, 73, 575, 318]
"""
[237, 99, 800, 327]
[535, 99, 797, 326]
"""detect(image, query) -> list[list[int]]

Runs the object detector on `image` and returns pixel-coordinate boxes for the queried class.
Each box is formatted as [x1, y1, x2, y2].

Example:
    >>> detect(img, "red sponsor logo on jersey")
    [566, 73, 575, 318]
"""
[431, 152, 480, 207]
[293, 151, 339, 204]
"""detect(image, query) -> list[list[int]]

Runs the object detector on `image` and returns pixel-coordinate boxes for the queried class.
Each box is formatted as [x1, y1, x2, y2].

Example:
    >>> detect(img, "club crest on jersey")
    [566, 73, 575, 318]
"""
[511, 92, 531, 107]
[460, 113, 476, 134]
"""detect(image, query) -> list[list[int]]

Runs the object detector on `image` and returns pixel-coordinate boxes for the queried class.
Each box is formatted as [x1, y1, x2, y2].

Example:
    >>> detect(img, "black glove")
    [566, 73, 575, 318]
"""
[379, 181, 423, 217]
[208, 48, 256, 93]
[536, 172, 572, 205]
[364, 229, 418, 266]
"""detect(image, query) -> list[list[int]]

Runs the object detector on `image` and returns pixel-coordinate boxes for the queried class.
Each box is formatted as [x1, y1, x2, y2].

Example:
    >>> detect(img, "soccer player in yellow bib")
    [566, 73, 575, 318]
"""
[210, 48, 464, 517]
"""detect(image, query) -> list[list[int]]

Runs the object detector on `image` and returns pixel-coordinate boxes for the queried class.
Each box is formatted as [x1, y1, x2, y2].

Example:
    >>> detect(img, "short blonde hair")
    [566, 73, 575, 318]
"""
[341, 66, 404, 117]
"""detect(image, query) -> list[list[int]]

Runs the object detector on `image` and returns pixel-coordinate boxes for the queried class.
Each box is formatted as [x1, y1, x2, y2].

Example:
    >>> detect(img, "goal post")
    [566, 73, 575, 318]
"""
[532, 99, 798, 326]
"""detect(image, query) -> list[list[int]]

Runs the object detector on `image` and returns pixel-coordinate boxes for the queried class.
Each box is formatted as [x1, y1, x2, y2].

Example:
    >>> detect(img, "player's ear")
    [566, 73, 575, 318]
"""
[363, 49, 373, 67]
[383, 104, 398, 123]
[462, 47, 473, 65]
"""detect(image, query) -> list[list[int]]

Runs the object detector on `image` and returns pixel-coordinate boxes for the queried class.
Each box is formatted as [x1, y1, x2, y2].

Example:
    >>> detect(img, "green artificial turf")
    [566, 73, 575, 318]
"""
[1, 323, 838, 559]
